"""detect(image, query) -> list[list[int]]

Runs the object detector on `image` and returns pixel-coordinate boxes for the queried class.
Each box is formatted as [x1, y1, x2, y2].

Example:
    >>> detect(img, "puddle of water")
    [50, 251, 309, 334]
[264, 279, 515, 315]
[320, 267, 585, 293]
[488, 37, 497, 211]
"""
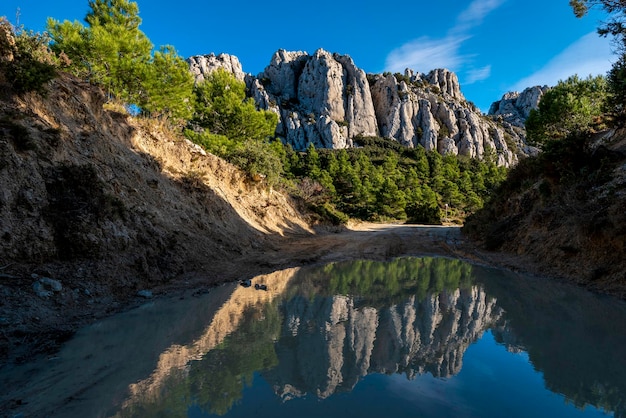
[2, 258, 625, 418]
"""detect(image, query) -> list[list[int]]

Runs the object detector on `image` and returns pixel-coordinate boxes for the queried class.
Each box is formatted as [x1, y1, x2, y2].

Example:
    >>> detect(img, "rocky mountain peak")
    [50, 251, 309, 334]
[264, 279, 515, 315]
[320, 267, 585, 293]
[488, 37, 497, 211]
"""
[488, 85, 548, 128]
[188, 52, 246, 83]
[250, 48, 379, 149]
[426, 68, 464, 101]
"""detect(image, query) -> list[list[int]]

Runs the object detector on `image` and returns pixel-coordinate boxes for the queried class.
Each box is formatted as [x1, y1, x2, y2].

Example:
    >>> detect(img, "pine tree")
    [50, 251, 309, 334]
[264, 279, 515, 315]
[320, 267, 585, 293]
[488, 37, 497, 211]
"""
[143, 45, 195, 121]
[48, 0, 194, 118]
[191, 69, 277, 143]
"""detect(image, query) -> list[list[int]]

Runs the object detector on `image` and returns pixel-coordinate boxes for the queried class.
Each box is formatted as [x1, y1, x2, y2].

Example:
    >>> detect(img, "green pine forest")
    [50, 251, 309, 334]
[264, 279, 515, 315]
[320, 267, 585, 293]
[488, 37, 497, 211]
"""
[1, 0, 623, 225]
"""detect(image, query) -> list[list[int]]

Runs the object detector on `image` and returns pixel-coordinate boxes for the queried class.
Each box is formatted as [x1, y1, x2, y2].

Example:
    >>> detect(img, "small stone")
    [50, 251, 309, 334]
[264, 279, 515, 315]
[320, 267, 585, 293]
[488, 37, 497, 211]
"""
[39, 277, 62, 292]
[136, 290, 153, 299]
[32, 281, 53, 299]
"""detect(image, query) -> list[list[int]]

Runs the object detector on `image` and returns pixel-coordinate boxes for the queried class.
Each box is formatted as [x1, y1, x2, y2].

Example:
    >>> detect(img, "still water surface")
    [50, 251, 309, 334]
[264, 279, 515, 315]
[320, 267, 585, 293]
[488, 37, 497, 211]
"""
[2, 257, 626, 417]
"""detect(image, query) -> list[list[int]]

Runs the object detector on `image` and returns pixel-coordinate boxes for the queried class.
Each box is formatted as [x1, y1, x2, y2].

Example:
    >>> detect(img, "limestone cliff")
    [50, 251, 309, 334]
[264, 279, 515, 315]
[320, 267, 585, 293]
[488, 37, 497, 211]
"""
[249, 49, 379, 150]
[368, 70, 517, 166]
[488, 85, 548, 128]
[188, 52, 246, 83]
[194, 48, 529, 166]
[487, 85, 548, 157]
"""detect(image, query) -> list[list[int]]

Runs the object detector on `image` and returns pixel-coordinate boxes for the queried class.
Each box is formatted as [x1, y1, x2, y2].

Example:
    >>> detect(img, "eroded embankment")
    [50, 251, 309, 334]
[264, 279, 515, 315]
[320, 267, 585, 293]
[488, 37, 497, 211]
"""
[0, 72, 313, 364]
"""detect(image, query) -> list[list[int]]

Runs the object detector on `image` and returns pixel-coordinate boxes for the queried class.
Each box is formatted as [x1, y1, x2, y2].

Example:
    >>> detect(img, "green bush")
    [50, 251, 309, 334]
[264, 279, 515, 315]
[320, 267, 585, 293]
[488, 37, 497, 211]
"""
[525, 75, 607, 145]
[311, 202, 349, 225]
[0, 19, 58, 94]
[228, 140, 284, 187]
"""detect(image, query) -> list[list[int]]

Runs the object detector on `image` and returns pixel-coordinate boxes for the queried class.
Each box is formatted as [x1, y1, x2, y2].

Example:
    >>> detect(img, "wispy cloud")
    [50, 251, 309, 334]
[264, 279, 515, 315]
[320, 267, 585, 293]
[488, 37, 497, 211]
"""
[385, 0, 504, 77]
[510, 32, 613, 92]
[466, 65, 492, 84]
[385, 35, 469, 73]
[455, 0, 505, 33]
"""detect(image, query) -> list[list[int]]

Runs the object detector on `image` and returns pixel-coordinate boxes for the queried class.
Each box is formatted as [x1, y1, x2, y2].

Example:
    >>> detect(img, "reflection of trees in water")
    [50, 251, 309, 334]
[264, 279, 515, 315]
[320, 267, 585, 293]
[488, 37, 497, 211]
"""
[306, 257, 476, 307]
[188, 302, 281, 415]
[477, 266, 626, 418]
[118, 300, 282, 417]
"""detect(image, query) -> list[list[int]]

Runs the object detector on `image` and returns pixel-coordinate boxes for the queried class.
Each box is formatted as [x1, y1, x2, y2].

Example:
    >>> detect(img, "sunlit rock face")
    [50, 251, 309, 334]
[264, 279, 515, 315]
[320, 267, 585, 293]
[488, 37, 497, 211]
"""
[249, 49, 379, 150]
[488, 86, 548, 128]
[188, 53, 246, 83]
[267, 285, 502, 400]
[487, 86, 548, 158]
[368, 70, 518, 166]
[187, 49, 535, 166]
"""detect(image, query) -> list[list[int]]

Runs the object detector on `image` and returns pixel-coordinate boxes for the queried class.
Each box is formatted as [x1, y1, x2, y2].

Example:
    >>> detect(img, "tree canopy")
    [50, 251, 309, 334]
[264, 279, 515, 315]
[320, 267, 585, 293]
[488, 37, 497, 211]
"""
[570, 0, 626, 47]
[571, 0, 626, 121]
[184, 69, 282, 185]
[47, 0, 194, 120]
[525, 75, 608, 144]
[189, 69, 278, 145]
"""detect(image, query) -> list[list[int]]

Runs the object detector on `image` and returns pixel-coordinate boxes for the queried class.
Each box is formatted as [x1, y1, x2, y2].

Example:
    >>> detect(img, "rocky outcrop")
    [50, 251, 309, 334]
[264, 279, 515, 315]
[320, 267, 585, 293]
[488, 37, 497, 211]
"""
[248, 49, 379, 149]
[368, 70, 518, 165]
[486, 86, 548, 157]
[488, 86, 548, 128]
[189, 48, 533, 166]
[188, 53, 246, 83]
[425, 68, 464, 101]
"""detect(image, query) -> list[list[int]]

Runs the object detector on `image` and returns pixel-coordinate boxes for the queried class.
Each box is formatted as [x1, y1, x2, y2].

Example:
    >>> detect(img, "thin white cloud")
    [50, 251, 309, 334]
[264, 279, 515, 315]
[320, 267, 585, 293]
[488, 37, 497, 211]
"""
[455, 0, 505, 33]
[384, 0, 504, 75]
[510, 32, 614, 91]
[466, 65, 492, 84]
[385, 35, 468, 73]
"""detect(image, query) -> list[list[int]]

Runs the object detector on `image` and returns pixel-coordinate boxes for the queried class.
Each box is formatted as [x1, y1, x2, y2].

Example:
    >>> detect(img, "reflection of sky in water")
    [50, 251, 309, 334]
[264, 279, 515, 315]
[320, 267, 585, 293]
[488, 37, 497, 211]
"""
[383, 332, 611, 418]
[192, 330, 609, 418]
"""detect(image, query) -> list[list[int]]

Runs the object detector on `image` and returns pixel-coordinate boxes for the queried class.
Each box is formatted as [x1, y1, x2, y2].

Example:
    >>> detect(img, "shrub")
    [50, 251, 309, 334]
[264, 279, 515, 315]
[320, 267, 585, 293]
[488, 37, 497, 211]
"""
[0, 19, 58, 94]
[228, 140, 284, 187]
[525, 75, 608, 145]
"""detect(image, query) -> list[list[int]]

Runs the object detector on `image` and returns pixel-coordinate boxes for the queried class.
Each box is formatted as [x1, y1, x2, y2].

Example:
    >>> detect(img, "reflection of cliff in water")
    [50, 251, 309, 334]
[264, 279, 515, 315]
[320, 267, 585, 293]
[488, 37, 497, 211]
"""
[115, 257, 626, 418]
[117, 257, 491, 415]
[118, 267, 299, 417]
[267, 285, 501, 400]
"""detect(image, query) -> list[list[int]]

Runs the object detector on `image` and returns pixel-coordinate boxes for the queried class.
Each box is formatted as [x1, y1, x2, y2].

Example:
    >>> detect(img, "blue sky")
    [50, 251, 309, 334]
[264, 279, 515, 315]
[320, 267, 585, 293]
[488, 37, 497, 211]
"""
[0, 0, 616, 112]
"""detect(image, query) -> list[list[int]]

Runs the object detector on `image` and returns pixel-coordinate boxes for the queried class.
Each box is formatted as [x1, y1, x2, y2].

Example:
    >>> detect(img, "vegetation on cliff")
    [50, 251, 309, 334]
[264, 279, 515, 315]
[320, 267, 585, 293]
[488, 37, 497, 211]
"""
[525, 74, 608, 144]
